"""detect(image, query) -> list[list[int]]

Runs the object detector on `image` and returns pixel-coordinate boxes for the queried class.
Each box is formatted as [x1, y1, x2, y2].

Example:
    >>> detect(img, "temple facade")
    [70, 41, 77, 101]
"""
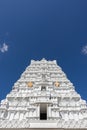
[0, 58, 87, 129]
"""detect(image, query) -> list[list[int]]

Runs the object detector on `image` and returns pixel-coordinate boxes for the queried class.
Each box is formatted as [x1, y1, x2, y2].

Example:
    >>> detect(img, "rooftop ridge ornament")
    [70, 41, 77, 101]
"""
[42, 58, 46, 61]
[0, 59, 87, 129]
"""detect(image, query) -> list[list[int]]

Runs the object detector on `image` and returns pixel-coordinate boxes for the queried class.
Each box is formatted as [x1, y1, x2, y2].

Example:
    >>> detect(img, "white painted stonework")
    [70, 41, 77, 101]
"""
[0, 58, 87, 129]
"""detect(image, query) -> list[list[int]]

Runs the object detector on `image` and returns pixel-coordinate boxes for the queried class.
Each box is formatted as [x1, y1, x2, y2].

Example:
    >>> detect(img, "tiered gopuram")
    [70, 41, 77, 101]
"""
[0, 59, 87, 129]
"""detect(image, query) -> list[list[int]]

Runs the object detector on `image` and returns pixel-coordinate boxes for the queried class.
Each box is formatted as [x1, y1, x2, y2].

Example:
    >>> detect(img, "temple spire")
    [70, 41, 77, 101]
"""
[0, 59, 87, 129]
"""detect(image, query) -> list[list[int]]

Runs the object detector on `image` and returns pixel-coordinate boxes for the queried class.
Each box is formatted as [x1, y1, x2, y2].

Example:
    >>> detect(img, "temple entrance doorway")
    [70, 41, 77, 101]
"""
[40, 104, 47, 120]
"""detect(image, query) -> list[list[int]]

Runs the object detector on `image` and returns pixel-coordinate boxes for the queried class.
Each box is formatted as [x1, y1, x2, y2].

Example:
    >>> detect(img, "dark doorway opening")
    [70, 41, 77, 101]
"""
[40, 104, 47, 120]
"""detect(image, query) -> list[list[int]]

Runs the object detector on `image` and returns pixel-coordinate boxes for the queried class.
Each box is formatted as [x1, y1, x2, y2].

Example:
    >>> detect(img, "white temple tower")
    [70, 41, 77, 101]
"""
[0, 58, 87, 129]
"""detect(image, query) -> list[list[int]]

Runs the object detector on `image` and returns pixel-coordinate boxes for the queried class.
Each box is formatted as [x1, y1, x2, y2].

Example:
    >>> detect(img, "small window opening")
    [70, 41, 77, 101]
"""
[41, 86, 46, 91]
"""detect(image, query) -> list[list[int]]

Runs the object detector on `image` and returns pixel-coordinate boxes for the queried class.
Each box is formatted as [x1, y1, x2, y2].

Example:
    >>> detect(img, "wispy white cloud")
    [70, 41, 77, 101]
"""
[82, 45, 87, 55]
[0, 43, 8, 53]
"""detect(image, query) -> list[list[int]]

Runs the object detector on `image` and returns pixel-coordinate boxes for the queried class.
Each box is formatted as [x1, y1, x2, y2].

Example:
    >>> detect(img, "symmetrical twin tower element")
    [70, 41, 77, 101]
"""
[0, 58, 87, 129]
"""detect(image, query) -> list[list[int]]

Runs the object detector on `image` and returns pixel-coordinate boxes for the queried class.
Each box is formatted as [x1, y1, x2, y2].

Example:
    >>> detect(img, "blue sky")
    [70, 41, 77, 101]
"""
[0, 0, 87, 101]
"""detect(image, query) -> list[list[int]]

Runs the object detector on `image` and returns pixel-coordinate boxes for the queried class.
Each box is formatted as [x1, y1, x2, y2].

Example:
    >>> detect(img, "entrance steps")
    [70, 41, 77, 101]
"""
[30, 120, 57, 128]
